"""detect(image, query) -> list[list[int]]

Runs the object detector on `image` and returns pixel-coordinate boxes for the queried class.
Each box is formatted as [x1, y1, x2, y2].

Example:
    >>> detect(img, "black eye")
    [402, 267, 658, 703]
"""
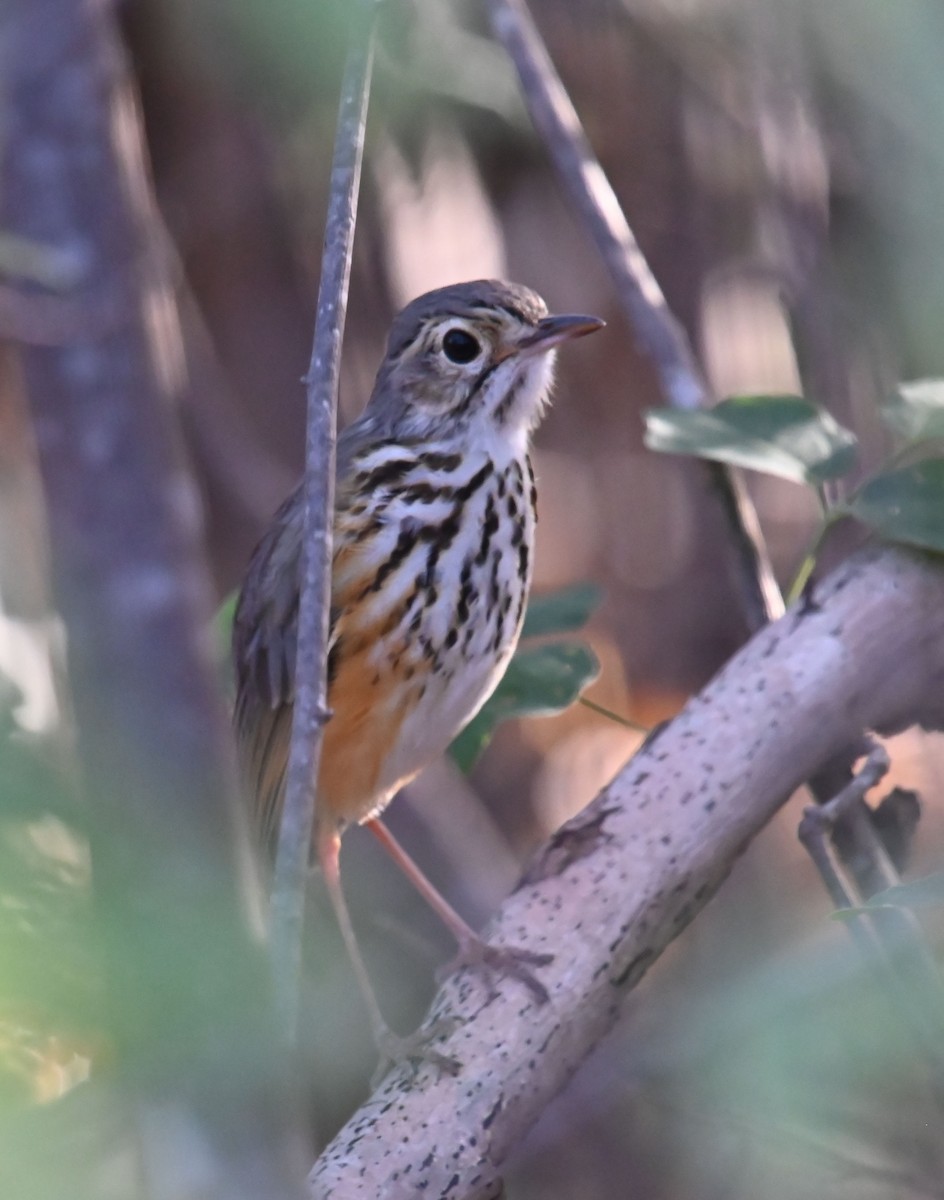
[442, 328, 481, 364]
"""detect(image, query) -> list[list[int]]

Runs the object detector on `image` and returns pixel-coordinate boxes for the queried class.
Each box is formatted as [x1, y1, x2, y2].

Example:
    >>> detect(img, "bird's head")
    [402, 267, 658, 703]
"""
[363, 279, 604, 452]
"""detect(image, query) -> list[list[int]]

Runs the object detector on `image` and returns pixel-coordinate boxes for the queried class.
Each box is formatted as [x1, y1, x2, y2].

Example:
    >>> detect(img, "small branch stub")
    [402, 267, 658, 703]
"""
[798, 738, 891, 896]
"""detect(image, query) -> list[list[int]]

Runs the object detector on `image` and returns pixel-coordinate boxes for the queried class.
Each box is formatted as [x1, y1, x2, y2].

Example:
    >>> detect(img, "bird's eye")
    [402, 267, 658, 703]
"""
[442, 328, 481, 365]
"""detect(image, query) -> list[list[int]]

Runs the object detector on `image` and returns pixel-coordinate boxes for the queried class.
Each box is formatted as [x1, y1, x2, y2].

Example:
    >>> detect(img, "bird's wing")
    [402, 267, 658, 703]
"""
[232, 483, 305, 850]
[231, 418, 384, 851]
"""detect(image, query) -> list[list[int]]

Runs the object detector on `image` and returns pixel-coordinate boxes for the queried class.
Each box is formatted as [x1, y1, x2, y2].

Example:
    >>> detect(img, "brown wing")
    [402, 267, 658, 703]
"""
[232, 485, 308, 853]
[231, 421, 385, 854]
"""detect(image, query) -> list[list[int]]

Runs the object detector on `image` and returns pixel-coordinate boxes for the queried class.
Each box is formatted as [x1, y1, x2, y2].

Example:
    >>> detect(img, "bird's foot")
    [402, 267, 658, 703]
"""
[438, 933, 553, 1004]
[370, 1016, 460, 1089]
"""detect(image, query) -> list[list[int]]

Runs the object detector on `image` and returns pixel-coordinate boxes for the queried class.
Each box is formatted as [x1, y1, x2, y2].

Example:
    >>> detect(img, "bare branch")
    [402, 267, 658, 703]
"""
[309, 547, 944, 1198]
[800, 742, 944, 1105]
[270, 0, 379, 1041]
[485, 0, 782, 632]
[799, 739, 891, 911]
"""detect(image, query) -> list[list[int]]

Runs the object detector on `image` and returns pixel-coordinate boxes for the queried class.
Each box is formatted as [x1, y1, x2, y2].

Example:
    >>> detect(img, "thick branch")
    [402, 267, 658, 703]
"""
[310, 546, 944, 1198]
[485, 0, 941, 1065]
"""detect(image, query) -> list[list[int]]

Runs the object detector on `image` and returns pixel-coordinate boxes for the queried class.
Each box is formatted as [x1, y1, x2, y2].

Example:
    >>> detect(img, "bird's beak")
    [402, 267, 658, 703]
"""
[516, 312, 605, 356]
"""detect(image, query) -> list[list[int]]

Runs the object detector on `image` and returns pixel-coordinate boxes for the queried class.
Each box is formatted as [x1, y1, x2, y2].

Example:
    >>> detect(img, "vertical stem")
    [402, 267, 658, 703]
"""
[269, 0, 378, 1042]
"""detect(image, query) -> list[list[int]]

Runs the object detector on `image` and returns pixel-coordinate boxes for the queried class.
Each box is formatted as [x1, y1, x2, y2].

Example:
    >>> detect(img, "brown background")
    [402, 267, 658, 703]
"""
[3, 0, 944, 1195]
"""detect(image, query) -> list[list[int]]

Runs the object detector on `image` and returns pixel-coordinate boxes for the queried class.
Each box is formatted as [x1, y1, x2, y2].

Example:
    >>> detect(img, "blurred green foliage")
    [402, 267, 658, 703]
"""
[0, 679, 98, 1110]
[881, 380, 944, 444]
[853, 870, 944, 913]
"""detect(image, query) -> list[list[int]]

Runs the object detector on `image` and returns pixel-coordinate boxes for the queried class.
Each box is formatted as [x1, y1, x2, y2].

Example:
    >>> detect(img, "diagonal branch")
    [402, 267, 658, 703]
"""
[309, 546, 944, 1198]
[485, 0, 783, 633]
[270, 0, 379, 1041]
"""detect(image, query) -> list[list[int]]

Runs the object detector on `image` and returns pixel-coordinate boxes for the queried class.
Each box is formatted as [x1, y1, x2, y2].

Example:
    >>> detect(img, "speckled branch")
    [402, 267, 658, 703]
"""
[309, 546, 944, 1199]
[483, 0, 944, 1085]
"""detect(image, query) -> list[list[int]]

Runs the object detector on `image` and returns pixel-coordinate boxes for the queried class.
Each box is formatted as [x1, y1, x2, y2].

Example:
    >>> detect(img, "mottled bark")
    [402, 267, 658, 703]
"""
[310, 546, 944, 1199]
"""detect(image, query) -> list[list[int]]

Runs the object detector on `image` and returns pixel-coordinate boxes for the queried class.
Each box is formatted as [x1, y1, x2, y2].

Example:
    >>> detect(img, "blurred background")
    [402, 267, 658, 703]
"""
[3, 0, 944, 1196]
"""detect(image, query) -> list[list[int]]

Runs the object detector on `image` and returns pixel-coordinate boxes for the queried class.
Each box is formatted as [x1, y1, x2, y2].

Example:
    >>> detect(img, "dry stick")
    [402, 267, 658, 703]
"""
[799, 744, 944, 1105]
[484, 0, 782, 633]
[270, 0, 378, 1042]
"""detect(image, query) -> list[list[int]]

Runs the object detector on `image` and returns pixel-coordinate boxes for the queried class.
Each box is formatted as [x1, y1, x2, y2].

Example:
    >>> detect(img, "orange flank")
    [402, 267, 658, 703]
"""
[330, 520, 368, 593]
[320, 560, 421, 825]
[318, 650, 407, 826]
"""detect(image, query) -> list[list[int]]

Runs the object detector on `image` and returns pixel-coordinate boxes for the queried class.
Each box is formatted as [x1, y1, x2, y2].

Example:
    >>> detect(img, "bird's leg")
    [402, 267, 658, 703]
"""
[316, 824, 458, 1084]
[365, 817, 553, 1003]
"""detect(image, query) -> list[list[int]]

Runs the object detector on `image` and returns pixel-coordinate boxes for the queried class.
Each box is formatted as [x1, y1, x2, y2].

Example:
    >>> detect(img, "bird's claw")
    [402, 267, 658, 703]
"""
[438, 935, 553, 1004]
[370, 1016, 461, 1089]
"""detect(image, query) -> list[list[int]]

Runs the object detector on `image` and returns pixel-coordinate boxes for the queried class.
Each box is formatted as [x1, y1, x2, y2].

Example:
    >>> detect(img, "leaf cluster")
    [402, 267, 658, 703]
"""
[644, 383, 944, 600]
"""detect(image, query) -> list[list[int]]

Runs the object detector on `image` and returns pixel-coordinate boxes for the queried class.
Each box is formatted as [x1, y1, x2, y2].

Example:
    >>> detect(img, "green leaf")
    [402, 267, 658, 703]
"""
[846, 459, 944, 553]
[644, 394, 858, 485]
[449, 642, 600, 772]
[521, 582, 602, 639]
[881, 379, 944, 443]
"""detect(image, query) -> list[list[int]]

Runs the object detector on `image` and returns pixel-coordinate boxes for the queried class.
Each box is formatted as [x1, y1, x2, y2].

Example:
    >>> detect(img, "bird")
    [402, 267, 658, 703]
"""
[232, 279, 603, 1068]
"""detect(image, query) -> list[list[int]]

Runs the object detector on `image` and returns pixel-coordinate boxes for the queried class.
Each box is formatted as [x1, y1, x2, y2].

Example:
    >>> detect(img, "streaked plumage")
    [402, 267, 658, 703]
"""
[232, 279, 603, 1063]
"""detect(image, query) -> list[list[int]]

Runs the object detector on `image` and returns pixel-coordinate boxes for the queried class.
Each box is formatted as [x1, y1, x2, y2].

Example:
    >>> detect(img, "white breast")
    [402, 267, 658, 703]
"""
[361, 449, 536, 799]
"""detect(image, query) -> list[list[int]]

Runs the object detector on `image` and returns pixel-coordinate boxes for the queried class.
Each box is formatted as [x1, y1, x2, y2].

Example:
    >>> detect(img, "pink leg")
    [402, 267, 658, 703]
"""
[317, 822, 459, 1080]
[365, 817, 552, 1002]
[316, 823, 389, 1044]
[365, 817, 480, 945]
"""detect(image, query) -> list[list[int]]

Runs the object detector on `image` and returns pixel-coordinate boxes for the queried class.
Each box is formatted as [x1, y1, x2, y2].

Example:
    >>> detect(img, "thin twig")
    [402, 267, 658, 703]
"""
[799, 742, 944, 1106]
[270, 0, 378, 1042]
[484, 0, 782, 632]
[577, 695, 648, 733]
